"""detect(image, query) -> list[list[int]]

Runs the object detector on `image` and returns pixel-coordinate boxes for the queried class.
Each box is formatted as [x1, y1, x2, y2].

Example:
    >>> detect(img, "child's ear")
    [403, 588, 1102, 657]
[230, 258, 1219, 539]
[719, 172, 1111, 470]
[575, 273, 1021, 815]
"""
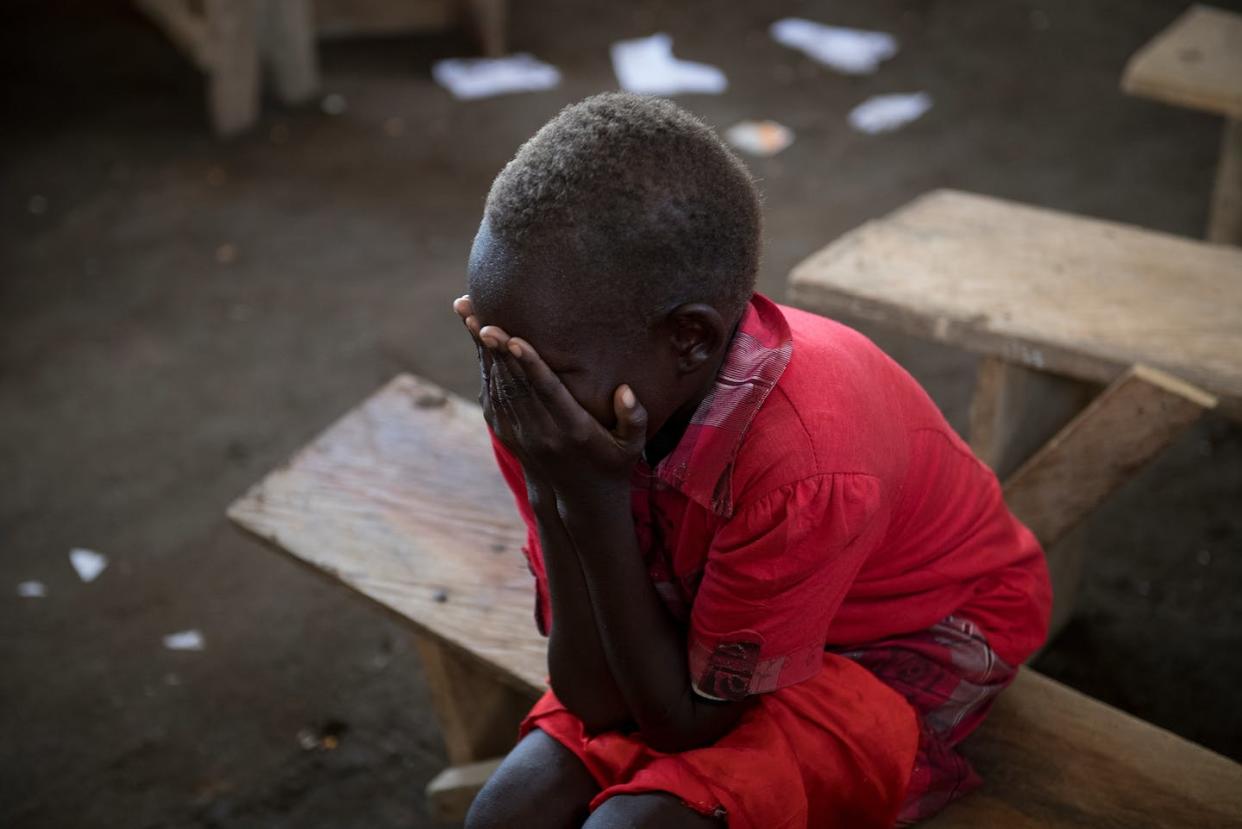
[666, 304, 728, 374]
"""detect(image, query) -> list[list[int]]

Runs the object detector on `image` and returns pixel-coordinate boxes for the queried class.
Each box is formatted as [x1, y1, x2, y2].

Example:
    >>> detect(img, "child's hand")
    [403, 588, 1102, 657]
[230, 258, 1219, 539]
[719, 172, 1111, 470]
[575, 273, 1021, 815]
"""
[454, 299, 647, 493]
[454, 295, 509, 445]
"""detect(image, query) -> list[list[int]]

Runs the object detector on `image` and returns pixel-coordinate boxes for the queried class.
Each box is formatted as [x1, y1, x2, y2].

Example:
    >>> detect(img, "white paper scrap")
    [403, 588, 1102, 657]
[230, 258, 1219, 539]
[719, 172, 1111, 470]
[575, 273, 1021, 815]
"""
[69, 548, 107, 583]
[611, 33, 727, 95]
[163, 629, 205, 651]
[17, 580, 47, 598]
[725, 120, 794, 157]
[848, 92, 933, 134]
[770, 19, 898, 75]
[433, 54, 561, 100]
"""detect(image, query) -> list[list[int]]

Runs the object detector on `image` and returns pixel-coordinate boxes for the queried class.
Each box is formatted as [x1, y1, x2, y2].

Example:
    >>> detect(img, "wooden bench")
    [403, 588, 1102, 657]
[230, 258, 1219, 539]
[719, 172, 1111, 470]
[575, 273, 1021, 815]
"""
[789, 188, 1241, 637]
[1122, 4, 1242, 245]
[228, 374, 1242, 826]
[136, 0, 508, 137]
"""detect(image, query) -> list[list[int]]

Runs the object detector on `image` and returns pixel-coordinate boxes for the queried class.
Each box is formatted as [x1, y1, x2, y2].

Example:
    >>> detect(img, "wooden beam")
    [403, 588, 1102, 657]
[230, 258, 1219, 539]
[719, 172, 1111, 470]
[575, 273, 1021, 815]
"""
[426, 757, 504, 822]
[258, 0, 319, 104]
[462, 0, 507, 57]
[1003, 365, 1216, 635]
[1209, 118, 1242, 245]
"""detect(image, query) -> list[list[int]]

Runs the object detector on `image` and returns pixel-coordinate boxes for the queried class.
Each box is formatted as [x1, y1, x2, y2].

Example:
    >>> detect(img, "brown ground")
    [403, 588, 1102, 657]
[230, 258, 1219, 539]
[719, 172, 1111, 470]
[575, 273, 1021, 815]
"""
[2, 1, 1240, 827]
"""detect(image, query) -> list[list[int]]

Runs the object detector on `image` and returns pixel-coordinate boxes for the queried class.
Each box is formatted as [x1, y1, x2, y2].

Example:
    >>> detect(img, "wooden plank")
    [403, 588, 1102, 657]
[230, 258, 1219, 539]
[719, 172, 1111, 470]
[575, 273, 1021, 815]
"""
[1121, 4, 1242, 119]
[204, 0, 260, 137]
[926, 669, 1242, 828]
[1002, 365, 1215, 636]
[426, 757, 504, 822]
[787, 189, 1242, 417]
[1209, 118, 1242, 245]
[227, 374, 548, 696]
[1004, 365, 1216, 549]
[258, 0, 319, 104]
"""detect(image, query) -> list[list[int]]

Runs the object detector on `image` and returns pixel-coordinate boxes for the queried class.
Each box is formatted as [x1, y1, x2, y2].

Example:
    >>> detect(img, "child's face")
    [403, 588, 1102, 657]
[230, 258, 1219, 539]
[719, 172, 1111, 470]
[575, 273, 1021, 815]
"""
[467, 222, 705, 439]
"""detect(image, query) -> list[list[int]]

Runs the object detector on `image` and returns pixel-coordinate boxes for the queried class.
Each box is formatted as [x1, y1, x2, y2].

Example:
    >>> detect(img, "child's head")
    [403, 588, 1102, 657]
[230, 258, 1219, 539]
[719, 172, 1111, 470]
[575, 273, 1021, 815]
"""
[468, 93, 761, 434]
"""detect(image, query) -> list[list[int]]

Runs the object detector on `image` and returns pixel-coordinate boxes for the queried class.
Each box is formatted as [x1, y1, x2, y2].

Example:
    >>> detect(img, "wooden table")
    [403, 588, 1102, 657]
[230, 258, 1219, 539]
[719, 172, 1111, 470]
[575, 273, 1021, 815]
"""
[1122, 4, 1242, 245]
[228, 374, 1242, 825]
[789, 189, 1239, 634]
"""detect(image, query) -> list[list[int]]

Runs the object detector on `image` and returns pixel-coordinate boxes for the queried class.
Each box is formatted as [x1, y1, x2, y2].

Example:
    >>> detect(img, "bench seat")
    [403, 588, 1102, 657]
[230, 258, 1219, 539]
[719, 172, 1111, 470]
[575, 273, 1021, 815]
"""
[228, 374, 1242, 826]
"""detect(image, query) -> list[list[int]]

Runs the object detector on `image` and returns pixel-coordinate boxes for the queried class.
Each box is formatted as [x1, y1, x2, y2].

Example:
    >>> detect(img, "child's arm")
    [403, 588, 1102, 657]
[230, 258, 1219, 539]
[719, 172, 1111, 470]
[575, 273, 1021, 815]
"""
[480, 326, 754, 752]
[456, 297, 632, 732]
[526, 474, 634, 733]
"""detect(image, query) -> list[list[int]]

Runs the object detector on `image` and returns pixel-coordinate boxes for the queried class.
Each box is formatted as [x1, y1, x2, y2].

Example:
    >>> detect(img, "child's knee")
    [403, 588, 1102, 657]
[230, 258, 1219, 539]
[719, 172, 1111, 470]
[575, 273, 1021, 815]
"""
[464, 730, 597, 829]
[585, 793, 724, 829]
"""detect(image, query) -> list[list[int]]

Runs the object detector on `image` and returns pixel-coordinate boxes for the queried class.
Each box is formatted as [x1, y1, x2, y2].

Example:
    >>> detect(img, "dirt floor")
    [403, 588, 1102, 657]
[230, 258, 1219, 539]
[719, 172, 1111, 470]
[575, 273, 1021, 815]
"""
[3, 1, 1241, 827]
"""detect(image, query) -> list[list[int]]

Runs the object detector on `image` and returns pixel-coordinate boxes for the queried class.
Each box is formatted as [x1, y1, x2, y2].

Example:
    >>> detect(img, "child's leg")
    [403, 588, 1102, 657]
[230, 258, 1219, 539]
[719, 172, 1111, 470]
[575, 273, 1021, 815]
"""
[465, 728, 599, 829]
[585, 793, 723, 828]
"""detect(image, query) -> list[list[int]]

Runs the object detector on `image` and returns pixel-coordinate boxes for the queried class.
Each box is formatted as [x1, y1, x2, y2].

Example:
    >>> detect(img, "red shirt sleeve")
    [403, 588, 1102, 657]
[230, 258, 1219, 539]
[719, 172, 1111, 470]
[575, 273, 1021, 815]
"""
[688, 473, 884, 700]
[489, 433, 553, 637]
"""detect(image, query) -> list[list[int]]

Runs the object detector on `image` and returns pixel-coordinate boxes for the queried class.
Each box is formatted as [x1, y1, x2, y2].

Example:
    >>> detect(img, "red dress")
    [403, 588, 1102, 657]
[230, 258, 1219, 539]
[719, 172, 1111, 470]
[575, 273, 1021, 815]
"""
[492, 294, 1051, 827]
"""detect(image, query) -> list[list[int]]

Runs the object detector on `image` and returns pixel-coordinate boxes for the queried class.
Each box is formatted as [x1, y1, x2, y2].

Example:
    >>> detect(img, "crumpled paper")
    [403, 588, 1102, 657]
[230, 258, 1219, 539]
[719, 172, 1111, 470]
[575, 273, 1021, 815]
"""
[611, 33, 727, 95]
[770, 19, 898, 75]
[433, 54, 561, 100]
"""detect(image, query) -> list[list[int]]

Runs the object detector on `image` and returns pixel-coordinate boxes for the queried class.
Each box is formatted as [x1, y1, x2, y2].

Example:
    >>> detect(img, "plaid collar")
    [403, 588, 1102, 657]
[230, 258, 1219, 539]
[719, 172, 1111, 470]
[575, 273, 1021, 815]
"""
[651, 293, 794, 518]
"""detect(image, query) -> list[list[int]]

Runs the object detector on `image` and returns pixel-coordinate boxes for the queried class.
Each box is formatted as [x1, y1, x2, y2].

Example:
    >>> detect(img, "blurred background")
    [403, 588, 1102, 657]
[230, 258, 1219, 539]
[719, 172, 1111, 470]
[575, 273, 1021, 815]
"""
[3, 1, 1241, 827]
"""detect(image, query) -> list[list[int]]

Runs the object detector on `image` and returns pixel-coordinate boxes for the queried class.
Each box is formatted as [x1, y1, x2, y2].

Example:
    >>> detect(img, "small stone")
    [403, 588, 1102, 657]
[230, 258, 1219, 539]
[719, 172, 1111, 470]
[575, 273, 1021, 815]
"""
[433, 589, 449, 603]
[215, 243, 238, 265]
[297, 728, 318, 751]
[28, 195, 48, 215]
[17, 580, 46, 598]
[1136, 580, 1151, 597]
[1196, 549, 1212, 566]
[1030, 9, 1051, 31]
[205, 166, 227, 187]
[383, 117, 406, 137]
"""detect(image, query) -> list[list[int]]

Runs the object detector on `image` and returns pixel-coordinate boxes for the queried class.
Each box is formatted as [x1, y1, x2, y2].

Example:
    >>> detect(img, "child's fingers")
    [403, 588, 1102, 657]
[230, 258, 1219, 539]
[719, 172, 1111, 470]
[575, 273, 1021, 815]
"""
[612, 384, 648, 449]
[505, 337, 581, 423]
[452, 295, 474, 321]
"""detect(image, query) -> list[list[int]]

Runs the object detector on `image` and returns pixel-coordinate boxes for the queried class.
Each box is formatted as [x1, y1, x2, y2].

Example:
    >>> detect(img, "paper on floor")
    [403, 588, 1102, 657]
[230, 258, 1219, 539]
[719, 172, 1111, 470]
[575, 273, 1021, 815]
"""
[725, 120, 794, 157]
[69, 548, 107, 583]
[433, 54, 561, 100]
[770, 19, 897, 75]
[611, 33, 727, 95]
[163, 629, 206, 651]
[17, 580, 47, 598]
[848, 92, 933, 134]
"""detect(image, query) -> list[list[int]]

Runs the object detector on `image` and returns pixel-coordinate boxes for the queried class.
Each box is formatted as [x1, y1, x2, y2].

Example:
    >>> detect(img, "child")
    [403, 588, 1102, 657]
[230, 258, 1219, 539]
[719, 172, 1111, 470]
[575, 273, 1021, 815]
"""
[452, 93, 1050, 829]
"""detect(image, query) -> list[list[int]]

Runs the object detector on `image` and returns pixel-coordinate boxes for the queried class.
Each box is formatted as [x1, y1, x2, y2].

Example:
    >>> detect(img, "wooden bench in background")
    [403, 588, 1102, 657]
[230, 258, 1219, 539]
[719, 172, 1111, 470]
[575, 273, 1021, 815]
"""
[1122, 3, 1242, 245]
[228, 374, 1242, 826]
[137, 0, 508, 137]
[790, 188, 1241, 638]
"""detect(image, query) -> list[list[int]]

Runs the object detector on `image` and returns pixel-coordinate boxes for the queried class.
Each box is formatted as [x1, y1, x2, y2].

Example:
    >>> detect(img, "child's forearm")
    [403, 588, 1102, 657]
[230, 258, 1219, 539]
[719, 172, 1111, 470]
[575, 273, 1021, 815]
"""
[528, 478, 633, 733]
[556, 483, 752, 753]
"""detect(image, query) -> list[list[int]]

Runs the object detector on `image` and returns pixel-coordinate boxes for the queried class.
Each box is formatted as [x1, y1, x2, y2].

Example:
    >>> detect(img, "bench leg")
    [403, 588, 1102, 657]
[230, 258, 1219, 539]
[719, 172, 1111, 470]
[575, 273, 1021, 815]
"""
[413, 635, 533, 821]
[413, 634, 534, 765]
[968, 356, 1098, 481]
[1208, 117, 1242, 246]
[461, 0, 507, 57]
[1003, 365, 1216, 638]
[204, 0, 261, 137]
[258, 0, 320, 105]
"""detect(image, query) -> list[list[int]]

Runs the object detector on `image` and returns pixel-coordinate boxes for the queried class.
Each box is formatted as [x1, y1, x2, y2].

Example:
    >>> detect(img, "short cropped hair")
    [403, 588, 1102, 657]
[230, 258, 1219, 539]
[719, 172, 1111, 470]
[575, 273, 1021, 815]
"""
[484, 93, 761, 324]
